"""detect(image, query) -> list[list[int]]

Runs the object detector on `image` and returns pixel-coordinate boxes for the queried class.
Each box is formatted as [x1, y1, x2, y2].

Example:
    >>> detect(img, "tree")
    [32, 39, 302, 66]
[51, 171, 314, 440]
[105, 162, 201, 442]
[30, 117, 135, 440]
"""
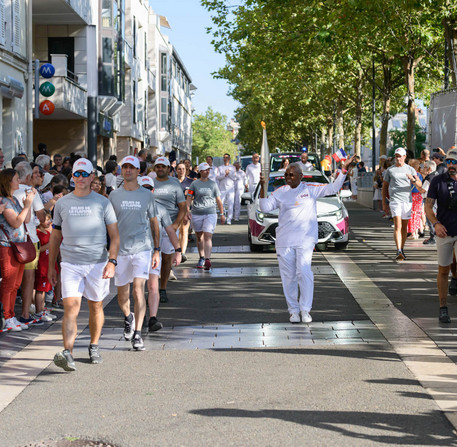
[191, 107, 237, 163]
[389, 120, 426, 158]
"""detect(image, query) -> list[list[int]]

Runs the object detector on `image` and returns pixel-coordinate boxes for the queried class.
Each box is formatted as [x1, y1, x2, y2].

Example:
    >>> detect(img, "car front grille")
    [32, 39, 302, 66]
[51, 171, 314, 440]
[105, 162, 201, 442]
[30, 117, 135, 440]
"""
[318, 221, 334, 239]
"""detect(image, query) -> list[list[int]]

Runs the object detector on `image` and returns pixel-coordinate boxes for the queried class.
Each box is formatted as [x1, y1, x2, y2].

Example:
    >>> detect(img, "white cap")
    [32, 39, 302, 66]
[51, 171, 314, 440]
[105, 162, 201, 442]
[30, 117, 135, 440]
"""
[447, 149, 457, 161]
[139, 176, 154, 188]
[380, 155, 388, 159]
[198, 162, 210, 171]
[394, 147, 406, 157]
[120, 155, 140, 169]
[154, 156, 170, 167]
[72, 158, 94, 174]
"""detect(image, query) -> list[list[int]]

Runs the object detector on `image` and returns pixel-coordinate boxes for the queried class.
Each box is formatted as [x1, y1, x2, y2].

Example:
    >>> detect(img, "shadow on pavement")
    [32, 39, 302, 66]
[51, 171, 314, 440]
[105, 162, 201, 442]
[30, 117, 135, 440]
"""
[189, 408, 457, 445]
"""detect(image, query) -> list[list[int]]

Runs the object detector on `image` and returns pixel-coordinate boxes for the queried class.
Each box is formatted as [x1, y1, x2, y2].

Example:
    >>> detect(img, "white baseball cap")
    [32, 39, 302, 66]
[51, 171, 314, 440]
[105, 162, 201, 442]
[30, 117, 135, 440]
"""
[139, 176, 154, 188]
[198, 162, 210, 171]
[154, 156, 170, 167]
[72, 158, 94, 174]
[380, 155, 388, 160]
[120, 155, 140, 169]
[447, 149, 457, 161]
[394, 147, 406, 157]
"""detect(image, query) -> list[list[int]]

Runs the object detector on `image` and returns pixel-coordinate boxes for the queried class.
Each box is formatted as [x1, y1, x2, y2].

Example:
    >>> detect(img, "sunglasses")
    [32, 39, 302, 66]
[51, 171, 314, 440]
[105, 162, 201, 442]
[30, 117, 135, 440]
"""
[445, 159, 457, 165]
[142, 185, 153, 191]
[73, 171, 91, 178]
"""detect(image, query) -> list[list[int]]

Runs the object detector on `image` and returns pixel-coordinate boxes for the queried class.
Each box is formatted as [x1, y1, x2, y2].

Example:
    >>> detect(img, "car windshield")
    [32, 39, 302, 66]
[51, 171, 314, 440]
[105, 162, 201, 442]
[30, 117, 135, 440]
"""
[270, 153, 320, 172]
[268, 172, 329, 193]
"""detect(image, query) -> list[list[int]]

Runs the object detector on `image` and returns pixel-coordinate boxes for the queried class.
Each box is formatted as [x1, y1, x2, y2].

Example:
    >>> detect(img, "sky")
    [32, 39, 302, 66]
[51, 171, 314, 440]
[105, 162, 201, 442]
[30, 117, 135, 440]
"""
[150, 0, 239, 120]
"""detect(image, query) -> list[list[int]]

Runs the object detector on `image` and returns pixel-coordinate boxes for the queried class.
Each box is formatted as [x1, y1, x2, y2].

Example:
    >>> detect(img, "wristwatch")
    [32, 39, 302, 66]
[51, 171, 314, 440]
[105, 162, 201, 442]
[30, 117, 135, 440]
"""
[153, 247, 160, 251]
[175, 247, 182, 253]
[108, 258, 117, 266]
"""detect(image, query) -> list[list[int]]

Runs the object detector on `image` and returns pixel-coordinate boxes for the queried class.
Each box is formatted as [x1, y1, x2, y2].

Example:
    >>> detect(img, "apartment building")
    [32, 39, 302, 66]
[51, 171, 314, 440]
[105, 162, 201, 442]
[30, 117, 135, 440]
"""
[0, 0, 29, 164]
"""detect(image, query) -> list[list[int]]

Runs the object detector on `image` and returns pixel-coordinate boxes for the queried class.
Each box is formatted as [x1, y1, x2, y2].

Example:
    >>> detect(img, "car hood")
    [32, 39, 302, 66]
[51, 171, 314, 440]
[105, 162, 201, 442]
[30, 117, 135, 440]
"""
[258, 196, 341, 217]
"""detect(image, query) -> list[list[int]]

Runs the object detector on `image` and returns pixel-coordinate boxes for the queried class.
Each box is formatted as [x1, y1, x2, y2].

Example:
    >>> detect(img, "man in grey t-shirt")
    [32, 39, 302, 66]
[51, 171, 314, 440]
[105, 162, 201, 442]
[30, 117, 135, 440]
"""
[109, 156, 161, 350]
[382, 147, 422, 261]
[152, 156, 186, 303]
[49, 158, 120, 371]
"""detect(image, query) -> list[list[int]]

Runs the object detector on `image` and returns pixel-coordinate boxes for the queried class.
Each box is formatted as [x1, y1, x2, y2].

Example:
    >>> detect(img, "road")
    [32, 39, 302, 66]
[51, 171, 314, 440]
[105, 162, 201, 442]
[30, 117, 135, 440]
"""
[1, 202, 457, 446]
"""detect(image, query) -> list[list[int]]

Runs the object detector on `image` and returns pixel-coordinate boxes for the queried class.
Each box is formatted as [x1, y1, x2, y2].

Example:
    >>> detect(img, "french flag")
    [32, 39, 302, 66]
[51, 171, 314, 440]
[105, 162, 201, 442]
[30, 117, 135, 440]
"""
[332, 149, 347, 163]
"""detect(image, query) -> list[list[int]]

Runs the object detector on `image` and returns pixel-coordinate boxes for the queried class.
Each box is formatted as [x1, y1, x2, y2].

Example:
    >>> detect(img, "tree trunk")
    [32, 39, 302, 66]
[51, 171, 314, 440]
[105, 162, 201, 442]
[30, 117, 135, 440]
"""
[379, 95, 390, 157]
[337, 101, 345, 149]
[326, 117, 333, 155]
[443, 17, 457, 89]
[353, 70, 363, 156]
[402, 55, 420, 155]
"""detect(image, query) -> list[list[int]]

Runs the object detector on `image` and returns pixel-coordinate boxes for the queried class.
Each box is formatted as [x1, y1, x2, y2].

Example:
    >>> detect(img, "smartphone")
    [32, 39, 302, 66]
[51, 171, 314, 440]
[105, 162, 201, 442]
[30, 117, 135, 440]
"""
[433, 148, 440, 153]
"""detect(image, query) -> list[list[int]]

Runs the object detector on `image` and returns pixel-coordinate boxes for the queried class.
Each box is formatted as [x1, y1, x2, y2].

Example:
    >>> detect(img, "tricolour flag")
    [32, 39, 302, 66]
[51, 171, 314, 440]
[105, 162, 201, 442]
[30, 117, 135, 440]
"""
[332, 149, 347, 163]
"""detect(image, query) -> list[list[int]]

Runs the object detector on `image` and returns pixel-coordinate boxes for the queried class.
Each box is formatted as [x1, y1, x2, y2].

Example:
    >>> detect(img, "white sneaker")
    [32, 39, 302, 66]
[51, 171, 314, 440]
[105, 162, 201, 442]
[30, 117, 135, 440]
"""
[289, 312, 301, 323]
[12, 317, 28, 330]
[301, 311, 312, 323]
[44, 309, 57, 320]
[226, 220, 232, 225]
[5, 318, 22, 331]
[29, 304, 36, 314]
[34, 311, 52, 322]
[169, 270, 177, 281]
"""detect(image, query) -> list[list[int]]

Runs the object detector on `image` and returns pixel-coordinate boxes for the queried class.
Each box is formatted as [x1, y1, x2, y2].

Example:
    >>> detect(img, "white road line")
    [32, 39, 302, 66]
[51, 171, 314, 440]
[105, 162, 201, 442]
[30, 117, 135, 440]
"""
[324, 251, 457, 428]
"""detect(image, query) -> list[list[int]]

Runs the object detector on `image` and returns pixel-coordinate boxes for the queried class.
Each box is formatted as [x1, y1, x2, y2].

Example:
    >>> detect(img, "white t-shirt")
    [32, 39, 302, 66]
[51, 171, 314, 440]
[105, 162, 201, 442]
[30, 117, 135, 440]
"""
[234, 170, 247, 191]
[216, 164, 236, 191]
[13, 184, 44, 243]
[105, 173, 117, 190]
[246, 163, 261, 192]
[297, 161, 313, 173]
[259, 171, 346, 247]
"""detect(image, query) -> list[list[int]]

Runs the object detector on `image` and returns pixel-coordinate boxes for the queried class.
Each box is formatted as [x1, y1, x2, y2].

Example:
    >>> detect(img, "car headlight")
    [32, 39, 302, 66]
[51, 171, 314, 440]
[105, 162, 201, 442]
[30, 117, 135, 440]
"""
[319, 208, 343, 220]
[256, 210, 276, 223]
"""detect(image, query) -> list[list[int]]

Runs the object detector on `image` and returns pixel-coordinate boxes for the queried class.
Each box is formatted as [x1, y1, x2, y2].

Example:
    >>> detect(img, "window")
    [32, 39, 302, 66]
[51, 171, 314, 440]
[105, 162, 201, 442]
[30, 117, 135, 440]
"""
[100, 38, 114, 95]
[102, 0, 112, 27]
[133, 81, 137, 124]
[133, 16, 137, 58]
[0, 0, 5, 46]
[161, 97, 167, 129]
[144, 31, 147, 68]
[160, 53, 167, 91]
[12, 0, 20, 53]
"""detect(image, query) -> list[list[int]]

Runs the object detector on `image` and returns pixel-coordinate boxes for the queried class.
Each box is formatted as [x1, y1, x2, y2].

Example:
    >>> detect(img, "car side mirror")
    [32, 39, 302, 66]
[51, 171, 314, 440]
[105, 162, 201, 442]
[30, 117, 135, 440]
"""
[242, 192, 253, 203]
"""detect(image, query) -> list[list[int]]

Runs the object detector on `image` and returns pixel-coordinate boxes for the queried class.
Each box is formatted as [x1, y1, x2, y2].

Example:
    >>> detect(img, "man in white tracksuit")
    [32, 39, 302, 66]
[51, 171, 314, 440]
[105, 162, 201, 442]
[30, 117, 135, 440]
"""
[216, 153, 237, 224]
[233, 161, 247, 222]
[259, 157, 355, 324]
[245, 153, 261, 194]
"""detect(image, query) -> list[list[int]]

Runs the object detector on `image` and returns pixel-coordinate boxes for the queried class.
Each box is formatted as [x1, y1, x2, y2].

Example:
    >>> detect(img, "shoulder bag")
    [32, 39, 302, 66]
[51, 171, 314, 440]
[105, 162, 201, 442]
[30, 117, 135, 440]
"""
[0, 224, 36, 264]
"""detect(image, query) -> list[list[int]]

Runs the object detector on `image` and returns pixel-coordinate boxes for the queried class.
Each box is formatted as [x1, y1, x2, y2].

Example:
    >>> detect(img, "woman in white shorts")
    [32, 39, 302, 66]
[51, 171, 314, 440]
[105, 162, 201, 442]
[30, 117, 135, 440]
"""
[186, 162, 225, 271]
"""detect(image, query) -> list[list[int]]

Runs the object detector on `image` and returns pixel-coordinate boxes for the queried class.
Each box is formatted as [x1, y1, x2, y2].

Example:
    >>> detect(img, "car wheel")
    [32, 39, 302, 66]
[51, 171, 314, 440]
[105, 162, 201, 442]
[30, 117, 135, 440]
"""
[315, 242, 327, 252]
[248, 230, 264, 252]
[334, 240, 349, 250]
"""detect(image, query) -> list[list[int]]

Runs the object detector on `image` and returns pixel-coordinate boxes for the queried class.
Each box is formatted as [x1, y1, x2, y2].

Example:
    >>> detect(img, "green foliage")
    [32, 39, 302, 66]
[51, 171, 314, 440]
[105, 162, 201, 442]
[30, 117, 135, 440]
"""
[389, 120, 426, 157]
[191, 107, 237, 163]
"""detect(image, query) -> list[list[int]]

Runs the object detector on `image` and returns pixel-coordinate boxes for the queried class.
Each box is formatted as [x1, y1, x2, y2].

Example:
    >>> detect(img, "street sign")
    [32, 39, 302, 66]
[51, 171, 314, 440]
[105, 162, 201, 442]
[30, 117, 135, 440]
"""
[39, 100, 55, 115]
[39, 63, 55, 78]
[39, 81, 55, 97]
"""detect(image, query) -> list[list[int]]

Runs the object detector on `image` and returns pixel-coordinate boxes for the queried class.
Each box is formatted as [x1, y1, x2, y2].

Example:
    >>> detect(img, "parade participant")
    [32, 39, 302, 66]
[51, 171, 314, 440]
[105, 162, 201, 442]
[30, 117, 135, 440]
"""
[187, 162, 225, 270]
[245, 152, 261, 193]
[49, 158, 119, 371]
[206, 155, 217, 182]
[109, 156, 160, 350]
[233, 161, 247, 222]
[278, 158, 290, 172]
[259, 156, 355, 323]
[153, 156, 186, 303]
[297, 151, 313, 173]
[382, 147, 422, 261]
[0, 169, 35, 331]
[138, 176, 181, 332]
[425, 148, 457, 324]
[216, 153, 236, 225]
[176, 162, 193, 262]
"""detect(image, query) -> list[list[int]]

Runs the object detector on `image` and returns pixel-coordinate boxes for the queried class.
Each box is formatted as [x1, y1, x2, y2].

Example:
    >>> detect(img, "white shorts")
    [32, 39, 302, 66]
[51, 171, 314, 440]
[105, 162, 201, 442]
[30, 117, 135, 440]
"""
[436, 235, 457, 267]
[160, 227, 179, 255]
[191, 214, 217, 233]
[149, 252, 162, 276]
[61, 261, 110, 302]
[389, 202, 412, 220]
[115, 250, 151, 286]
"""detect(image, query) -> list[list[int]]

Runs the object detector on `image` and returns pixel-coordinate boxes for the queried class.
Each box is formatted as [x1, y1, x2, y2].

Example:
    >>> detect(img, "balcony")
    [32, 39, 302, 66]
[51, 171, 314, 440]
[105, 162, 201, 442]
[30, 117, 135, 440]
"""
[32, 0, 95, 25]
[35, 55, 87, 120]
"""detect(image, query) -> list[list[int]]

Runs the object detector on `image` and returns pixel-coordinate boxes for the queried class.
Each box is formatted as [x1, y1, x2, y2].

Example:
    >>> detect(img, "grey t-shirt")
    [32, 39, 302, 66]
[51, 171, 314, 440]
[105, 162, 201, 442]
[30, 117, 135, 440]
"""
[109, 187, 156, 256]
[153, 177, 185, 222]
[384, 164, 417, 203]
[188, 179, 221, 215]
[53, 191, 117, 265]
[155, 202, 173, 236]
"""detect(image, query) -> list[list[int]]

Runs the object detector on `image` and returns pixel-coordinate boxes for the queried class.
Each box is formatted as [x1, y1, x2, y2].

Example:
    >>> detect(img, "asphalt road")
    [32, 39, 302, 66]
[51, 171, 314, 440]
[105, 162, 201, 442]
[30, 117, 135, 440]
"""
[1, 203, 457, 446]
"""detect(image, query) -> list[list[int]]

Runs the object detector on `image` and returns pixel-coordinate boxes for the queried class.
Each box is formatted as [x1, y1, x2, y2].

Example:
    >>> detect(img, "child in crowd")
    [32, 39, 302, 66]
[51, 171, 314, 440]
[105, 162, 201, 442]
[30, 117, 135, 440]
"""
[33, 211, 57, 322]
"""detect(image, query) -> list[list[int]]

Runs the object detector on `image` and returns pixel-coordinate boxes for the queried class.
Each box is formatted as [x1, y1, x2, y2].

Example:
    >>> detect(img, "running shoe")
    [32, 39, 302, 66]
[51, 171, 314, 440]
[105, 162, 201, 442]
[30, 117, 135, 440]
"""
[196, 257, 205, 269]
[44, 309, 57, 320]
[204, 259, 212, 271]
[19, 315, 43, 326]
[148, 316, 163, 332]
[450, 278, 457, 296]
[439, 306, 451, 324]
[123, 312, 135, 340]
[159, 289, 168, 303]
[181, 253, 188, 263]
[395, 249, 405, 261]
[88, 344, 103, 364]
[169, 269, 177, 281]
[33, 311, 52, 322]
[5, 318, 22, 331]
[53, 349, 76, 371]
[301, 311, 312, 323]
[401, 249, 407, 260]
[423, 238, 436, 245]
[14, 317, 30, 329]
[289, 313, 300, 323]
[132, 334, 145, 351]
